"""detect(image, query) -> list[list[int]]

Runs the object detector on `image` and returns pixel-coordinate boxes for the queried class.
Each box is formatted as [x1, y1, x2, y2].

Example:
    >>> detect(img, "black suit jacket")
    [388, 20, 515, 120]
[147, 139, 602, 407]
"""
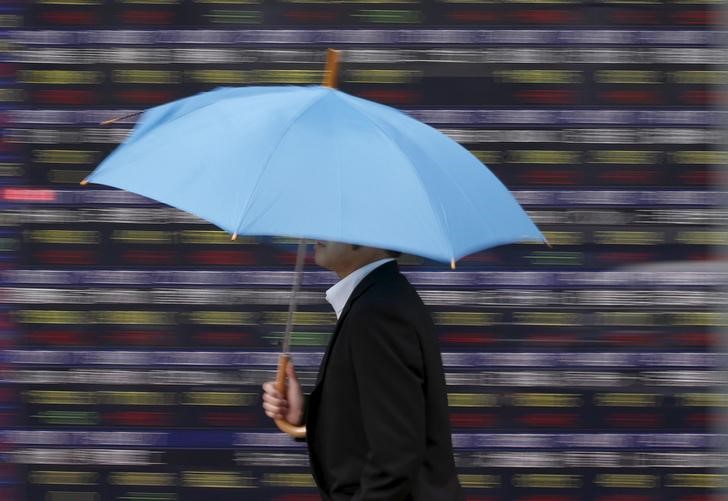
[305, 261, 464, 501]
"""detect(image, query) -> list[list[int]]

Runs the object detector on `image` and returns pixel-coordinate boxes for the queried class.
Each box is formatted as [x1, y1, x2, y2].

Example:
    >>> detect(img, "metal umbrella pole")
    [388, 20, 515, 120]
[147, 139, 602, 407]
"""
[272, 49, 340, 438]
[273, 239, 308, 438]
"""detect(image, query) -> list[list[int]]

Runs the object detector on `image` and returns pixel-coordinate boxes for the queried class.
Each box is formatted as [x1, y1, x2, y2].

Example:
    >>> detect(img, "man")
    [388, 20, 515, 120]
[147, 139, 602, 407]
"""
[262, 241, 464, 500]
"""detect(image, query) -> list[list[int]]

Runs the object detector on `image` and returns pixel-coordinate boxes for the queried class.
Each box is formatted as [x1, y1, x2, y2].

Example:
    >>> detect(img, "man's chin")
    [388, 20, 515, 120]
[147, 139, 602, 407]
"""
[313, 252, 326, 269]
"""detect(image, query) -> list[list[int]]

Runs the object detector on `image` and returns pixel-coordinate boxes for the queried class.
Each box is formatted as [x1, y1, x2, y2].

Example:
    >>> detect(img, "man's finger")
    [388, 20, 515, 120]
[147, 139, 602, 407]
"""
[263, 402, 287, 414]
[285, 362, 297, 382]
[262, 393, 287, 407]
[262, 381, 281, 399]
[262, 395, 288, 408]
[262, 400, 286, 410]
[264, 409, 282, 419]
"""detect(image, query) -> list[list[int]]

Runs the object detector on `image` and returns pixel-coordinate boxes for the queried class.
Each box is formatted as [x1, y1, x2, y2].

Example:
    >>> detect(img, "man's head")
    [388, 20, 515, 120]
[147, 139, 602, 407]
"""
[314, 240, 400, 278]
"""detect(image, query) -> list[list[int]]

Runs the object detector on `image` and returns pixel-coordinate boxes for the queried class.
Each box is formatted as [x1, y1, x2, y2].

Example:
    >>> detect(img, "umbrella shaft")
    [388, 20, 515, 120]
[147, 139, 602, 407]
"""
[282, 240, 307, 354]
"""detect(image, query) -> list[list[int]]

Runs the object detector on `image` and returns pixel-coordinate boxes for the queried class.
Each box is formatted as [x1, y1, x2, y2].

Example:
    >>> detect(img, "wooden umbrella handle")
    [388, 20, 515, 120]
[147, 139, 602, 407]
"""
[274, 353, 307, 438]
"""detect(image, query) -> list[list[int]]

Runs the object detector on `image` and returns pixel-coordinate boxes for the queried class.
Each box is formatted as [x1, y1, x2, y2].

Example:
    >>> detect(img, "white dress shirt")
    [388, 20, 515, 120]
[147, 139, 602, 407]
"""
[325, 258, 395, 319]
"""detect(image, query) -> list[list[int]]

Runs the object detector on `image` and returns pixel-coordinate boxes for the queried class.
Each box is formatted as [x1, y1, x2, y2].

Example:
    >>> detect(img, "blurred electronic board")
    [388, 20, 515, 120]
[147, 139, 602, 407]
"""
[1, 0, 726, 500]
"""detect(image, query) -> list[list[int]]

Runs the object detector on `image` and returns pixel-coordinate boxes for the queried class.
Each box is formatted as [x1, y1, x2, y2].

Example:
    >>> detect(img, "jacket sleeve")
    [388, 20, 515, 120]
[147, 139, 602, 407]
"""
[348, 301, 426, 501]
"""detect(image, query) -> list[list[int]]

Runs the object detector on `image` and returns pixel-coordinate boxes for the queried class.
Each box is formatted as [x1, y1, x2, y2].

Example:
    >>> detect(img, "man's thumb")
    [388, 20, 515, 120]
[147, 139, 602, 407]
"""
[285, 361, 298, 383]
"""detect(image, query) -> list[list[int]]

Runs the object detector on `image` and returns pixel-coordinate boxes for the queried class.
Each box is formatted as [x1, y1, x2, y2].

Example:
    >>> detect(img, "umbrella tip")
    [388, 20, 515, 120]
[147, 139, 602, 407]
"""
[231, 233, 237, 241]
[322, 49, 340, 88]
[450, 258, 456, 270]
[544, 237, 552, 249]
[80, 179, 88, 186]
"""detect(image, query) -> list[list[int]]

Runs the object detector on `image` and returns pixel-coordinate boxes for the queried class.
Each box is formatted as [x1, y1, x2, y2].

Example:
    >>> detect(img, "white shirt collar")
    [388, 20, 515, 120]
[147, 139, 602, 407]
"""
[325, 258, 395, 319]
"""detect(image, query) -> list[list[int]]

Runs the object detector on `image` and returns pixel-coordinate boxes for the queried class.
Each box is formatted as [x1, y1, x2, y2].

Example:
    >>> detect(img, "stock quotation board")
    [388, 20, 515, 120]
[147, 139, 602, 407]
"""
[0, 0, 726, 500]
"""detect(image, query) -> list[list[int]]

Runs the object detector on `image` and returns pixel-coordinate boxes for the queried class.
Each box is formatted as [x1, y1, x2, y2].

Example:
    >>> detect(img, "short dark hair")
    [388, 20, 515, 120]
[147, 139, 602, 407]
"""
[350, 244, 401, 258]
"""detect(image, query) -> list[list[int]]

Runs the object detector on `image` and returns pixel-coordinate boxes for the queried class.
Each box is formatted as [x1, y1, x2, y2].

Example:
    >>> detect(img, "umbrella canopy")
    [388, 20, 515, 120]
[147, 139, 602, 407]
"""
[85, 85, 544, 264]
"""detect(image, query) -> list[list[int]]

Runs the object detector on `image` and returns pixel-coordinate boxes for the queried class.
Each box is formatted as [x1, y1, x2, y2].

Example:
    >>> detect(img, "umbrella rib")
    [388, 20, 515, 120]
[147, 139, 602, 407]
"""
[345, 95, 516, 261]
[133, 87, 301, 139]
[337, 94, 454, 260]
[125, 91, 241, 145]
[232, 88, 331, 236]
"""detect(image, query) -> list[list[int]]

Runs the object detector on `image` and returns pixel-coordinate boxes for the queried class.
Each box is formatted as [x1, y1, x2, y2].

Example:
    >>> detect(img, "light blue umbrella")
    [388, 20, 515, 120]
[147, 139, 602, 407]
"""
[82, 52, 545, 437]
[84, 85, 544, 266]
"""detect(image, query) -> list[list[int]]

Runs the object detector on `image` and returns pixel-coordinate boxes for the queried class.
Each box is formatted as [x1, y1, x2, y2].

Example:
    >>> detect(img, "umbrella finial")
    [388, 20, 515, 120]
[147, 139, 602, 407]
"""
[80, 179, 88, 186]
[231, 233, 238, 241]
[323, 49, 340, 88]
[451, 258, 456, 270]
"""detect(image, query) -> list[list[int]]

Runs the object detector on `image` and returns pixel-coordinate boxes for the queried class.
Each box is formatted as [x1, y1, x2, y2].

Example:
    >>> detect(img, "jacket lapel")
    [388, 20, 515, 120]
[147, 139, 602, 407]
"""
[313, 261, 399, 387]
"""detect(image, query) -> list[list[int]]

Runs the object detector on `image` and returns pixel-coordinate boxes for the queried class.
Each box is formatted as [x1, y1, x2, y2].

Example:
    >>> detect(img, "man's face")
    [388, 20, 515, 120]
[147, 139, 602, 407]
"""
[313, 241, 357, 275]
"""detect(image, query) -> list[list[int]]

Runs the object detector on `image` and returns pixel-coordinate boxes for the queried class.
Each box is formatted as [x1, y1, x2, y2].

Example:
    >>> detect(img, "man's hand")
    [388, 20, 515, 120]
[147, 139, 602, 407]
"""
[262, 362, 305, 426]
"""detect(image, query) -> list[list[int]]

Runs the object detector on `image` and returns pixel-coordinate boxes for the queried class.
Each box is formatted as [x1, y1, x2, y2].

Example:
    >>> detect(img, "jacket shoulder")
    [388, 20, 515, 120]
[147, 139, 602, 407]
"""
[349, 272, 426, 321]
